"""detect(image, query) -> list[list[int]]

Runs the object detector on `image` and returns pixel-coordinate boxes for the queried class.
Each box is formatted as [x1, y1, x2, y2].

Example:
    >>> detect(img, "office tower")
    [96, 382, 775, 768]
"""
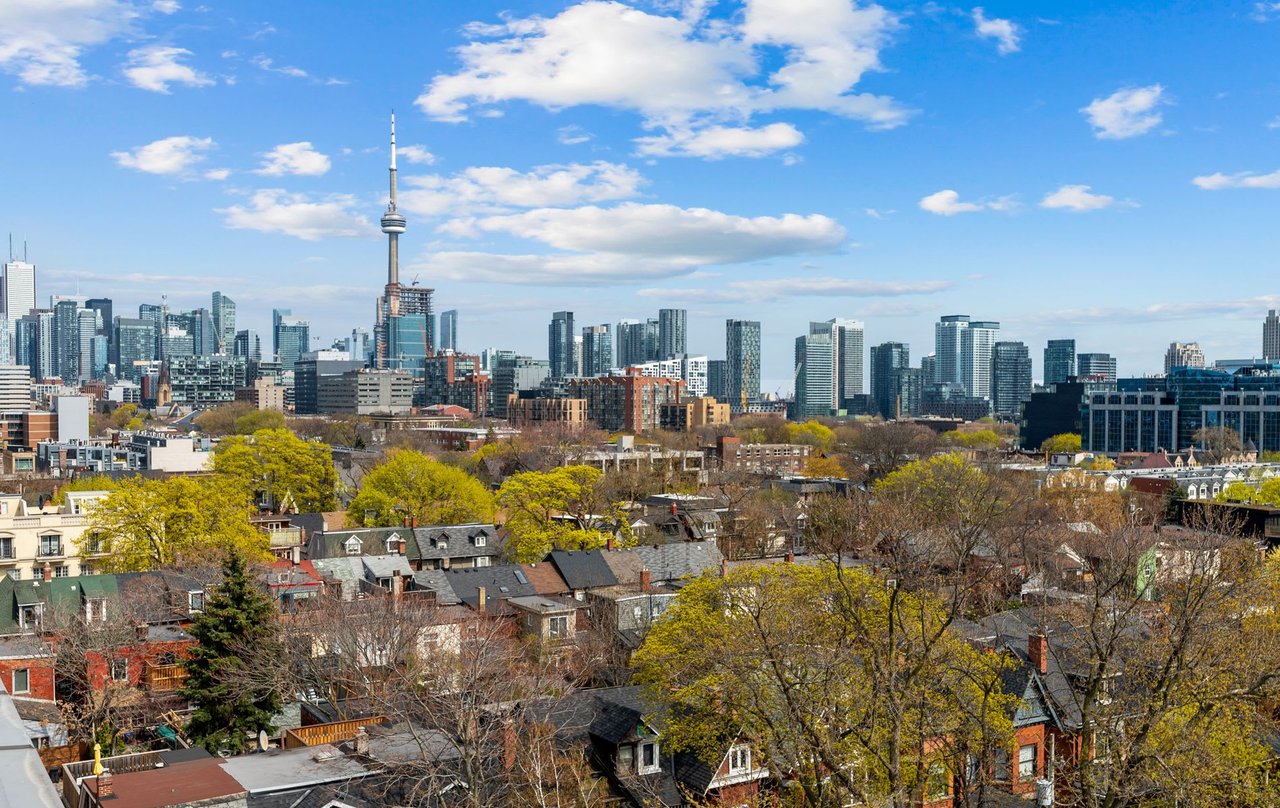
[211, 292, 236, 354]
[16, 311, 52, 380]
[935, 315, 969, 386]
[793, 331, 834, 420]
[189, 308, 216, 356]
[0, 364, 30, 411]
[991, 341, 1033, 419]
[962, 320, 1000, 400]
[707, 359, 727, 401]
[821, 318, 865, 405]
[347, 328, 371, 362]
[492, 356, 550, 418]
[76, 308, 99, 380]
[52, 299, 83, 382]
[681, 354, 708, 398]
[920, 354, 936, 383]
[1077, 352, 1117, 382]
[1266, 311, 1280, 362]
[725, 319, 761, 406]
[657, 308, 687, 359]
[1164, 341, 1206, 375]
[0, 316, 9, 365]
[870, 341, 911, 419]
[581, 324, 612, 377]
[115, 317, 157, 382]
[616, 319, 660, 367]
[548, 311, 575, 379]
[234, 329, 262, 362]
[439, 309, 458, 352]
[374, 115, 434, 370]
[1, 256, 35, 347]
[1044, 339, 1076, 385]
[85, 298, 112, 366]
[273, 309, 310, 371]
[139, 303, 164, 358]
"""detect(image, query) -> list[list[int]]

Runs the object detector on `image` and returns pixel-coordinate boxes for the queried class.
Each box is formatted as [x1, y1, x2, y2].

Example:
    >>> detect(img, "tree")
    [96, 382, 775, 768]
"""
[1040, 433, 1082, 454]
[86, 476, 268, 572]
[942, 428, 1003, 450]
[634, 562, 1016, 807]
[1193, 425, 1244, 455]
[183, 548, 283, 754]
[1217, 481, 1255, 503]
[214, 428, 338, 512]
[234, 408, 286, 435]
[803, 454, 847, 478]
[497, 465, 625, 562]
[194, 402, 254, 436]
[786, 420, 836, 452]
[50, 473, 118, 505]
[848, 421, 939, 480]
[1078, 454, 1117, 471]
[347, 449, 496, 528]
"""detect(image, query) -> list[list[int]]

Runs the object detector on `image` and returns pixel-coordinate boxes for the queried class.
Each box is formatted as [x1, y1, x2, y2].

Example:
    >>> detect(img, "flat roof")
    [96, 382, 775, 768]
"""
[87, 757, 244, 808]
[218, 744, 369, 792]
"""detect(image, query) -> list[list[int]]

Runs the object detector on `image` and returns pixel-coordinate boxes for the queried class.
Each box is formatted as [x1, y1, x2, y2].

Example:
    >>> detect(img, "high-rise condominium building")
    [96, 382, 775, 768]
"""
[549, 311, 575, 379]
[870, 341, 912, 419]
[1164, 342, 1206, 376]
[991, 341, 1033, 419]
[657, 308, 687, 359]
[581, 324, 612, 377]
[114, 318, 157, 382]
[211, 292, 236, 354]
[961, 320, 1000, 400]
[1077, 352, 1117, 382]
[826, 318, 865, 404]
[1044, 339, 1076, 386]
[439, 310, 458, 352]
[616, 319, 658, 367]
[234, 330, 262, 362]
[273, 309, 310, 371]
[725, 319, 761, 407]
[1265, 310, 1280, 362]
[935, 315, 969, 386]
[794, 331, 834, 420]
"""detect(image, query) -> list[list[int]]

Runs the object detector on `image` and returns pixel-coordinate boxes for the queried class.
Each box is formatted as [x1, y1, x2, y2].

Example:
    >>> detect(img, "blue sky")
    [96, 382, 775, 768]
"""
[3, 0, 1279, 392]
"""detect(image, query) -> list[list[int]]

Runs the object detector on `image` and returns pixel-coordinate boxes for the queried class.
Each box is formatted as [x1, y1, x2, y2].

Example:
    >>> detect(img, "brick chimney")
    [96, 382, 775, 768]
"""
[42, 563, 52, 582]
[96, 770, 114, 799]
[477, 586, 487, 613]
[397, 537, 407, 556]
[354, 726, 369, 755]
[640, 568, 651, 592]
[670, 502, 678, 516]
[1028, 632, 1049, 675]
[606, 535, 615, 551]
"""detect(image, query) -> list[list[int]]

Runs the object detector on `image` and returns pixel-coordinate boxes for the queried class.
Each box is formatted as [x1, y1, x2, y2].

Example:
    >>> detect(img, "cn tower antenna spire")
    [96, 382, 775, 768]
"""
[380, 111, 406, 286]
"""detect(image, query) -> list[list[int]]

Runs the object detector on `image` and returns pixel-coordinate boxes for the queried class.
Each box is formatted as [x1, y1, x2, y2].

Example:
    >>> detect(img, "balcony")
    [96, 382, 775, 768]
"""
[145, 661, 187, 692]
[282, 715, 387, 749]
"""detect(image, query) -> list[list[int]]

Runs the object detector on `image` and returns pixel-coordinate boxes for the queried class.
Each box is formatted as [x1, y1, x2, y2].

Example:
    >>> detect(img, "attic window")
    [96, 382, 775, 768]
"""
[728, 745, 751, 774]
[188, 591, 205, 612]
[345, 537, 362, 555]
[472, 533, 486, 547]
[386, 533, 401, 553]
[639, 741, 660, 775]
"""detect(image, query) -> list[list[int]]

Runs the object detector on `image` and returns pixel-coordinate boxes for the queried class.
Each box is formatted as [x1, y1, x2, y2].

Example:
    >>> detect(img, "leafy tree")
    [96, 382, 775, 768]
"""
[497, 465, 626, 562]
[1040, 432, 1082, 454]
[214, 429, 338, 512]
[183, 548, 283, 754]
[942, 428, 1003, 450]
[50, 474, 118, 506]
[848, 421, 939, 480]
[347, 449, 495, 528]
[86, 476, 268, 572]
[786, 420, 836, 452]
[233, 409, 286, 435]
[1078, 454, 1117, 471]
[1193, 425, 1244, 455]
[634, 562, 1016, 807]
[803, 454, 846, 478]
[194, 402, 254, 436]
[1217, 481, 1256, 503]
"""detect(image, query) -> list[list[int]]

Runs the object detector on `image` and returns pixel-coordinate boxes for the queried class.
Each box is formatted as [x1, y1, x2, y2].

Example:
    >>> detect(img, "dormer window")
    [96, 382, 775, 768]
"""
[472, 533, 486, 547]
[638, 741, 660, 774]
[728, 744, 751, 774]
[188, 591, 205, 612]
[386, 533, 401, 553]
[18, 604, 43, 630]
[345, 537, 362, 556]
[86, 598, 107, 622]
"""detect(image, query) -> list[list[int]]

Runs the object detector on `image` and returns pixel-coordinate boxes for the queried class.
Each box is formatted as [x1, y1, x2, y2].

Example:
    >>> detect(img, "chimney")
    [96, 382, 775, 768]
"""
[410, 515, 417, 529]
[640, 568, 651, 592]
[784, 552, 795, 563]
[398, 537, 407, 556]
[606, 535, 615, 551]
[290, 545, 301, 565]
[353, 727, 369, 755]
[670, 502, 678, 516]
[477, 586, 487, 613]
[42, 563, 52, 582]
[1028, 632, 1049, 675]
[96, 770, 114, 799]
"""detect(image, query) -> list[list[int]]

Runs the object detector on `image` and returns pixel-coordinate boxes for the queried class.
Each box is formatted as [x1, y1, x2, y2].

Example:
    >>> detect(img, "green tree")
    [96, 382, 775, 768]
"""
[194, 402, 254, 436]
[786, 420, 836, 452]
[233, 409, 287, 435]
[497, 465, 624, 562]
[1039, 433, 1082, 454]
[942, 428, 1003, 450]
[214, 429, 338, 512]
[183, 547, 283, 754]
[86, 476, 268, 572]
[633, 562, 1015, 807]
[50, 474, 119, 506]
[1217, 481, 1256, 503]
[347, 449, 496, 528]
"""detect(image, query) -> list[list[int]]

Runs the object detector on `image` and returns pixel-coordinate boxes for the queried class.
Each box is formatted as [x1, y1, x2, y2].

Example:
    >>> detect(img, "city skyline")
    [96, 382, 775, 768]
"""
[4, 1, 1280, 390]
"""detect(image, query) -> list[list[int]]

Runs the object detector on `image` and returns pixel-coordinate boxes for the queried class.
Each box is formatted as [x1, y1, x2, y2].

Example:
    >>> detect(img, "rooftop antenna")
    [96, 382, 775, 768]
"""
[23, 239, 27, 262]
[7, 233, 11, 262]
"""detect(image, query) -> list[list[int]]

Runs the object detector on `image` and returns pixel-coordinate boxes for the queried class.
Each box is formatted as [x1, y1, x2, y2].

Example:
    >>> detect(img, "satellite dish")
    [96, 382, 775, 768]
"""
[257, 730, 270, 752]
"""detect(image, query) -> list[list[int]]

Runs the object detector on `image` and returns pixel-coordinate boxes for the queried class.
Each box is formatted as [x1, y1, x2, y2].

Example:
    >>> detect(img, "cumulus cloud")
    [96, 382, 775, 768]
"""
[397, 145, 436, 165]
[634, 122, 804, 158]
[0, 0, 139, 87]
[218, 189, 371, 240]
[123, 45, 213, 93]
[972, 7, 1020, 54]
[111, 135, 215, 175]
[1192, 169, 1280, 190]
[918, 189, 1014, 216]
[1081, 84, 1166, 139]
[1040, 184, 1124, 211]
[418, 0, 912, 160]
[255, 142, 331, 176]
[637, 275, 953, 302]
[398, 161, 644, 216]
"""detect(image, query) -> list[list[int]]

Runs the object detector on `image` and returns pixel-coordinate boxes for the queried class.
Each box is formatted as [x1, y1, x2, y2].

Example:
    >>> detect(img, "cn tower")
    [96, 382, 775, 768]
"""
[381, 113, 407, 291]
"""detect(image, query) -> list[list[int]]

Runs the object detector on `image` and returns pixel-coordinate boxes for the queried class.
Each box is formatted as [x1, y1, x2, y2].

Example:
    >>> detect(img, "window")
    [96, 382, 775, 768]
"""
[728, 744, 751, 774]
[12, 668, 29, 694]
[617, 744, 635, 773]
[1017, 744, 1036, 779]
[6, 569, 19, 581]
[344, 537, 362, 555]
[385, 533, 401, 553]
[639, 741, 660, 774]
[548, 615, 568, 638]
[54, 566, 67, 578]
[189, 591, 205, 612]
[39, 534, 62, 557]
[86, 598, 107, 622]
[474, 556, 491, 568]
[0, 537, 12, 559]
[473, 534, 486, 547]
[110, 658, 128, 682]
[925, 761, 950, 799]
[18, 604, 42, 630]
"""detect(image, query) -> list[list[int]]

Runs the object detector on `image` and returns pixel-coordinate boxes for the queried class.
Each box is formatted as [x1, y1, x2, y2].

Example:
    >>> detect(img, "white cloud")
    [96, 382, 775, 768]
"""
[255, 142, 331, 176]
[111, 135, 215, 175]
[398, 161, 644, 216]
[203, 168, 230, 181]
[418, 0, 911, 160]
[153, 0, 180, 13]
[637, 275, 952, 302]
[1268, 116, 1280, 130]
[972, 7, 1021, 54]
[634, 122, 804, 158]
[250, 54, 307, 78]
[557, 125, 593, 145]
[218, 189, 370, 240]
[1252, 2, 1280, 22]
[1081, 84, 1166, 139]
[123, 45, 213, 93]
[0, 0, 139, 87]
[397, 145, 436, 165]
[918, 189, 1013, 216]
[1040, 184, 1123, 211]
[1192, 169, 1280, 190]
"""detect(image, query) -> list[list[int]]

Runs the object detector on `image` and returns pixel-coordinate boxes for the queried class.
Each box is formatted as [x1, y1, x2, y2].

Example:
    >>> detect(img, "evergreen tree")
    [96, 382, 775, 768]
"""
[182, 548, 282, 754]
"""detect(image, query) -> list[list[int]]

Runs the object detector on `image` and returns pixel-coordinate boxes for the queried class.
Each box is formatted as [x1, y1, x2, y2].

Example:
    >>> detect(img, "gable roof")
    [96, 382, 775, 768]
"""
[519, 562, 570, 596]
[632, 541, 723, 584]
[548, 550, 618, 590]
[442, 564, 537, 611]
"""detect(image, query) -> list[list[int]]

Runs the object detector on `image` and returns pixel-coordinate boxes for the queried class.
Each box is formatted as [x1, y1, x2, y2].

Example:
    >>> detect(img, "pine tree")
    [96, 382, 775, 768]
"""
[181, 547, 282, 754]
